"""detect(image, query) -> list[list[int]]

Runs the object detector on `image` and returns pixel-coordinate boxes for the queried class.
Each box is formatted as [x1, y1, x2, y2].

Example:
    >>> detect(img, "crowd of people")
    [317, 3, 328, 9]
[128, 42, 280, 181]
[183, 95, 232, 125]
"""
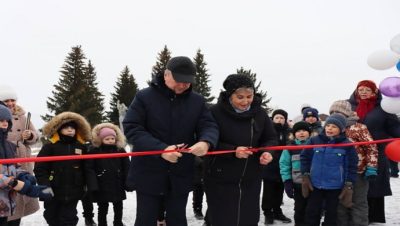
[0, 55, 399, 226]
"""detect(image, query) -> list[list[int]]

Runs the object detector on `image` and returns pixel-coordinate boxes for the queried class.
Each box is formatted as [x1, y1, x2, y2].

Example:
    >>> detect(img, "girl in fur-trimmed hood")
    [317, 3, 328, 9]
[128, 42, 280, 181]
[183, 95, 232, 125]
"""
[91, 123, 126, 148]
[86, 123, 130, 226]
[34, 111, 91, 226]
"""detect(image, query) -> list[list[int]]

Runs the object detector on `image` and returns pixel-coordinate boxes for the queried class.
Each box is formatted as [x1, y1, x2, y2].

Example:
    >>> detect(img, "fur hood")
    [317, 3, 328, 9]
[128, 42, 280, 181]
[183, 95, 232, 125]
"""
[91, 123, 126, 148]
[12, 105, 26, 116]
[42, 112, 91, 144]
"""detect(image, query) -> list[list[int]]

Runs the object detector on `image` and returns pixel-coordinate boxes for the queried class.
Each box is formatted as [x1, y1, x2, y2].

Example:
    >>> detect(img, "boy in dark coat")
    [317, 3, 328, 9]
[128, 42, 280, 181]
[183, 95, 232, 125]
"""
[86, 123, 130, 226]
[34, 112, 91, 226]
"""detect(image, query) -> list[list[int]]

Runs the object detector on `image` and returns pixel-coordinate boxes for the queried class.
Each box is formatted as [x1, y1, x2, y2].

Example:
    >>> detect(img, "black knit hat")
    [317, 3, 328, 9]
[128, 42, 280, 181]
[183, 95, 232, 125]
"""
[272, 109, 288, 121]
[292, 121, 312, 134]
[166, 56, 196, 83]
[303, 107, 319, 121]
[223, 74, 255, 96]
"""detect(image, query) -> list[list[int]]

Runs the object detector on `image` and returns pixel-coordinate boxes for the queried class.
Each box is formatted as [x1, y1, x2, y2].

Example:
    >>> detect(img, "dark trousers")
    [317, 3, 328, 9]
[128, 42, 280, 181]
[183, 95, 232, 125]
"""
[6, 219, 21, 226]
[305, 188, 341, 226]
[389, 160, 399, 177]
[157, 196, 166, 221]
[43, 199, 79, 226]
[261, 179, 284, 217]
[192, 182, 204, 211]
[368, 197, 386, 223]
[205, 180, 261, 226]
[97, 201, 123, 226]
[135, 191, 189, 226]
[293, 183, 307, 225]
[81, 192, 94, 219]
[0, 217, 7, 226]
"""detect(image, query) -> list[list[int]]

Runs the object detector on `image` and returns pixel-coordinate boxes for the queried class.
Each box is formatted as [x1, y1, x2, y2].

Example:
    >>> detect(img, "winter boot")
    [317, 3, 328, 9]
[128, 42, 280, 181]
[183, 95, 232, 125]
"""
[194, 208, 204, 220]
[85, 218, 98, 226]
[157, 220, 166, 226]
[264, 213, 274, 225]
[273, 212, 292, 223]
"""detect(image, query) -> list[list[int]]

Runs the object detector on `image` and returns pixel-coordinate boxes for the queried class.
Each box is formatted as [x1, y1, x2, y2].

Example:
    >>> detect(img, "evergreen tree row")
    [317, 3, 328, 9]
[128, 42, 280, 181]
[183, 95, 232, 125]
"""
[43, 45, 271, 126]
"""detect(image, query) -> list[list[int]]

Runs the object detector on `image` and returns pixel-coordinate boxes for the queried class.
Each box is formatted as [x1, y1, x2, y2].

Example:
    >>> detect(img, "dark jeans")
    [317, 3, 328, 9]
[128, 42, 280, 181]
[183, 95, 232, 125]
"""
[98, 201, 123, 226]
[135, 191, 189, 226]
[43, 199, 79, 226]
[305, 188, 341, 226]
[261, 179, 284, 217]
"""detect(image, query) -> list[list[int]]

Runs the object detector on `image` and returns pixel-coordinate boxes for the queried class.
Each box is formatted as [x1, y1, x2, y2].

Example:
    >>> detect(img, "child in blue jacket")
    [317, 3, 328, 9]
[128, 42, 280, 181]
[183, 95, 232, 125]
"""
[300, 113, 358, 226]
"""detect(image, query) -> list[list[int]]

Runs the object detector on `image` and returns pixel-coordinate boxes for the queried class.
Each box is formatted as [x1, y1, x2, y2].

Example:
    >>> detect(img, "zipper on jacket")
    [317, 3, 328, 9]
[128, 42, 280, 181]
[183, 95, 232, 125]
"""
[236, 118, 255, 226]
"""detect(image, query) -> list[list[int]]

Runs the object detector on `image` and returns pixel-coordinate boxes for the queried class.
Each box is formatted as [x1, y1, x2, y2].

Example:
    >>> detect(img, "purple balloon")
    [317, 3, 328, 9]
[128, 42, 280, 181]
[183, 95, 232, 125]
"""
[379, 77, 400, 97]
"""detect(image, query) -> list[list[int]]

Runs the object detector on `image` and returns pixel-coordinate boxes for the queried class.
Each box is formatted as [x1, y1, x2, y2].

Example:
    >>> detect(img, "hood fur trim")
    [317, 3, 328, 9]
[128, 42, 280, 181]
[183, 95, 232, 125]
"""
[42, 112, 91, 143]
[92, 123, 126, 148]
[13, 105, 26, 116]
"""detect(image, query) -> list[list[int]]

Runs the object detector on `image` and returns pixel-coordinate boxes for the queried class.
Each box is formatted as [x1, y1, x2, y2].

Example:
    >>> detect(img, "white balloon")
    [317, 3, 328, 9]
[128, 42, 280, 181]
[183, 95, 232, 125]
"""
[367, 49, 400, 70]
[390, 33, 400, 54]
[381, 96, 400, 114]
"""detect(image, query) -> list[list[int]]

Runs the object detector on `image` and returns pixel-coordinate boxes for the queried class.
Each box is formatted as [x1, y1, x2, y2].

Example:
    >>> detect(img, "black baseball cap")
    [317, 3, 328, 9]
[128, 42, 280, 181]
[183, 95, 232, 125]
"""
[166, 56, 196, 83]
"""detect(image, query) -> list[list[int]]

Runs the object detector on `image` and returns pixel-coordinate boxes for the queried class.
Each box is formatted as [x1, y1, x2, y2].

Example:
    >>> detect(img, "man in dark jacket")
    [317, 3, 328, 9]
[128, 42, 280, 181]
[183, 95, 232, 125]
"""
[123, 56, 219, 226]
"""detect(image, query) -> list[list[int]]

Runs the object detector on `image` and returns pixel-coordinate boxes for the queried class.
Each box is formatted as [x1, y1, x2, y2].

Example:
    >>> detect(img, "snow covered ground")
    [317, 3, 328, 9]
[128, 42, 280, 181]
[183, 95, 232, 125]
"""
[20, 177, 400, 226]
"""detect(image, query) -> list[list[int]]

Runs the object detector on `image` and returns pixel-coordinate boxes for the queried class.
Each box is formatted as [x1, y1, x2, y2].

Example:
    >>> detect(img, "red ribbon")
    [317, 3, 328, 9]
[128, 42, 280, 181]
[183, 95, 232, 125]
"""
[0, 138, 398, 164]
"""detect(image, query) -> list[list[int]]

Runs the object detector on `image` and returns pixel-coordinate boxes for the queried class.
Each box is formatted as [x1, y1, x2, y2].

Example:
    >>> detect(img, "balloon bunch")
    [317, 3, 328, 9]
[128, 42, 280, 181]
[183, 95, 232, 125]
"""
[367, 33, 400, 114]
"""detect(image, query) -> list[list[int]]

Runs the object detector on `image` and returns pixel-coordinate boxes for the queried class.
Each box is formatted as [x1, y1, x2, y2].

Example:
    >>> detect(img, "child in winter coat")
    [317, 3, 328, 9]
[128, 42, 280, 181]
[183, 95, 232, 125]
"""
[279, 121, 311, 226]
[303, 107, 323, 137]
[0, 104, 53, 225]
[34, 112, 91, 226]
[85, 123, 130, 226]
[329, 100, 378, 226]
[300, 113, 358, 226]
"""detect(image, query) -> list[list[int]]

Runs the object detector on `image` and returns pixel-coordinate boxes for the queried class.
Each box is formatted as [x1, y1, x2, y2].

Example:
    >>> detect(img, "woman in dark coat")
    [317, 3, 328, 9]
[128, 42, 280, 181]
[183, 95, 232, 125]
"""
[86, 123, 130, 226]
[204, 74, 278, 226]
[348, 80, 400, 223]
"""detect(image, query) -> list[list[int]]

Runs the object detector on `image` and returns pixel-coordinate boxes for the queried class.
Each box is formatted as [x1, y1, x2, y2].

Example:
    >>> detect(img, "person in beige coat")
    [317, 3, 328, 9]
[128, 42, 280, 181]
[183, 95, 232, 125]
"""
[0, 85, 40, 226]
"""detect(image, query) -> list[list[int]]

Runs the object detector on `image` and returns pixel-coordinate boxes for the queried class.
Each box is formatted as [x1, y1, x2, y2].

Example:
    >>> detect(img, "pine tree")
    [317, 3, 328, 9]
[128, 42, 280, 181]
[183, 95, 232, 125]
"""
[236, 67, 272, 111]
[42, 46, 105, 126]
[107, 66, 139, 125]
[192, 49, 214, 104]
[81, 60, 105, 125]
[147, 45, 172, 85]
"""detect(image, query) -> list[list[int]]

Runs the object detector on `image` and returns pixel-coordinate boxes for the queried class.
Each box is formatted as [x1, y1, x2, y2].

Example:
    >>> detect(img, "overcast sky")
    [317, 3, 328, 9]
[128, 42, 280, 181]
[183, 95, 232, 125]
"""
[1, 0, 400, 128]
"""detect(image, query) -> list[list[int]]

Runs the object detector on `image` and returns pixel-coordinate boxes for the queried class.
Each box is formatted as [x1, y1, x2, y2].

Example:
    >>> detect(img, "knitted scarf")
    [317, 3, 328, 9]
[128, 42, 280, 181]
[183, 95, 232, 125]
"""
[356, 95, 376, 122]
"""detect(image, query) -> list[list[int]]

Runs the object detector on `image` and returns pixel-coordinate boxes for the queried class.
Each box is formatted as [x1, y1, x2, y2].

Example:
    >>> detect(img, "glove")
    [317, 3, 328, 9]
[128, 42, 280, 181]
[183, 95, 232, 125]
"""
[301, 174, 313, 198]
[364, 166, 377, 182]
[16, 172, 37, 185]
[18, 180, 54, 200]
[338, 182, 353, 208]
[284, 180, 294, 199]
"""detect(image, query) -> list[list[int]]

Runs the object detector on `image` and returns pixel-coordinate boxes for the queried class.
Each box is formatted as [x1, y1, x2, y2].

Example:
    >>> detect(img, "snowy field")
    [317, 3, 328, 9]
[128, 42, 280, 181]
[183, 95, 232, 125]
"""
[20, 177, 400, 226]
